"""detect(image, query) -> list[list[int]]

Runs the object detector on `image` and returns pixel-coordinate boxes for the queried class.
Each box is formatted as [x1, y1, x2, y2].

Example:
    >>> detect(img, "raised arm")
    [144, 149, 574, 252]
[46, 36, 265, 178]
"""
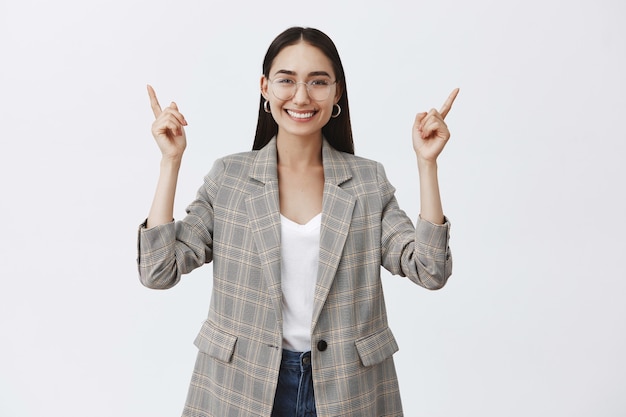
[145, 85, 188, 228]
[412, 88, 459, 224]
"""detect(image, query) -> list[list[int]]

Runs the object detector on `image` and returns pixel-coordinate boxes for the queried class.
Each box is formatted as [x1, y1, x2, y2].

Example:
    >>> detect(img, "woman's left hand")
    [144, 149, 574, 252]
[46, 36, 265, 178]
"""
[412, 88, 459, 163]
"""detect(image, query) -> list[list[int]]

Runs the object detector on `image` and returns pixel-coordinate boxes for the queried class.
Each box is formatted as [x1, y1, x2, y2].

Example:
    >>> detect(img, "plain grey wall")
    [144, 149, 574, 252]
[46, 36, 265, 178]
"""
[1, 0, 625, 416]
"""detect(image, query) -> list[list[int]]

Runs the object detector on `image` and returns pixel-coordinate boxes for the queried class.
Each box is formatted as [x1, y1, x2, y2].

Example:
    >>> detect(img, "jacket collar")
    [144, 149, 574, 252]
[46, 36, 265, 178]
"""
[249, 136, 353, 186]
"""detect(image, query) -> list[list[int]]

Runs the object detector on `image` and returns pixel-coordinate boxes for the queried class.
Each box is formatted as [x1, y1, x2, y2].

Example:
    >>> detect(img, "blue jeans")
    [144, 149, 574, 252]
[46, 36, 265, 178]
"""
[271, 350, 317, 417]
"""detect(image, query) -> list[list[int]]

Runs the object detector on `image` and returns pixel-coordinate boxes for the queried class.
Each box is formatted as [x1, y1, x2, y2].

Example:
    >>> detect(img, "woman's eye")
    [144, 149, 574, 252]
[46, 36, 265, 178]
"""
[310, 79, 330, 86]
[275, 78, 295, 85]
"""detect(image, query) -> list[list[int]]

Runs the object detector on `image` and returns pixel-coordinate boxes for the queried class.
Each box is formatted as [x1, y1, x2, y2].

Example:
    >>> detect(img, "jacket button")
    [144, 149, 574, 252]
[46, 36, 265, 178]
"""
[317, 340, 328, 352]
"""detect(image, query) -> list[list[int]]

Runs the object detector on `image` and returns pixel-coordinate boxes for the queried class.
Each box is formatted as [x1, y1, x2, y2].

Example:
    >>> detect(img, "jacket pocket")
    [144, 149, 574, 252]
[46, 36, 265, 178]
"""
[193, 320, 238, 363]
[355, 327, 399, 367]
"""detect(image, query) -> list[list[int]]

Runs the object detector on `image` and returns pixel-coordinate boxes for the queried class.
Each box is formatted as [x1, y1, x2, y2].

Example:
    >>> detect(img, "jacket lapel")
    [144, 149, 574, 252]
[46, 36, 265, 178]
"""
[245, 138, 356, 334]
[311, 141, 356, 332]
[246, 138, 283, 327]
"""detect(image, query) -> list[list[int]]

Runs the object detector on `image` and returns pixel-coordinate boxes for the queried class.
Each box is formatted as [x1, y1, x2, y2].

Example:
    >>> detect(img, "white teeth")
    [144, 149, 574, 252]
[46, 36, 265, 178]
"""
[287, 110, 315, 119]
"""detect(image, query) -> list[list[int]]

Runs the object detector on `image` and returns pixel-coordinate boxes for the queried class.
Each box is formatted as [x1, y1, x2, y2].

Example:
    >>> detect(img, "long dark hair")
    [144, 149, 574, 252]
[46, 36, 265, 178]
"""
[253, 27, 354, 154]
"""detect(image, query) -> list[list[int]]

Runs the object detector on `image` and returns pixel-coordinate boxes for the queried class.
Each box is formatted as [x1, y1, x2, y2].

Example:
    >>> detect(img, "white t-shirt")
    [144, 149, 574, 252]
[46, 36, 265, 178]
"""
[279, 213, 322, 352]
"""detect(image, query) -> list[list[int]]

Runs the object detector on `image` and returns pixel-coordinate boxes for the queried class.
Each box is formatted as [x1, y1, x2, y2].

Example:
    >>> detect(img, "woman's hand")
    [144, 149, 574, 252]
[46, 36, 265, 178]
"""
[148, 84, 188, 161]
[412, 88, 459, 163]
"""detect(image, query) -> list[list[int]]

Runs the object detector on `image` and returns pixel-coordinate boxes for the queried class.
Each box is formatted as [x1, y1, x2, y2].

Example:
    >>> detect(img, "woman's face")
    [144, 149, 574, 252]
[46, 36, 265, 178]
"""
[261, 42, 341, 142]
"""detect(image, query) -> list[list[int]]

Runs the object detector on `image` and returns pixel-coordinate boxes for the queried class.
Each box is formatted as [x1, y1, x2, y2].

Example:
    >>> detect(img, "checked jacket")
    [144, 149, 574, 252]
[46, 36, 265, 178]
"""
[137, 137, 453, 416]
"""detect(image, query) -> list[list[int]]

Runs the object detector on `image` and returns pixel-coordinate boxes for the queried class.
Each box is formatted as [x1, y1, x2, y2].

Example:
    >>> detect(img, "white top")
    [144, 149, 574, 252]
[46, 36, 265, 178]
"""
[279, 213, 322, 352]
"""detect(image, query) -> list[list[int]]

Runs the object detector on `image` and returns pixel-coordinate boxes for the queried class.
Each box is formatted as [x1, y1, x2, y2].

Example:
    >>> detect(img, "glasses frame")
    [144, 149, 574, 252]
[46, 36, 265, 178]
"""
[268, 78, 338, 102]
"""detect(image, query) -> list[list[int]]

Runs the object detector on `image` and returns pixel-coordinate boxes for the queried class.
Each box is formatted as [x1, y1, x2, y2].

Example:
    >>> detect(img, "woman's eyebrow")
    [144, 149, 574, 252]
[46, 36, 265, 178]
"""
[308, 71, 331, 78]
[274, 69, 296, 76]
[273, 69, 332, 77]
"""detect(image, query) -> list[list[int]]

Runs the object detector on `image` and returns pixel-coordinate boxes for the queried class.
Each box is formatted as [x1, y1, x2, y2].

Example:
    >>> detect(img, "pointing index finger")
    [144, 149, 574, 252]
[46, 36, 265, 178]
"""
[439, 88, 460, 120]
[147, 84, 162, 118]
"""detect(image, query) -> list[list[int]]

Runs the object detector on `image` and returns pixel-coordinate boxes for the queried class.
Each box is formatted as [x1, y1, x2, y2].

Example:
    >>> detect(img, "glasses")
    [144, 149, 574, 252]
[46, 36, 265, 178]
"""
[269, 78, 337, 101]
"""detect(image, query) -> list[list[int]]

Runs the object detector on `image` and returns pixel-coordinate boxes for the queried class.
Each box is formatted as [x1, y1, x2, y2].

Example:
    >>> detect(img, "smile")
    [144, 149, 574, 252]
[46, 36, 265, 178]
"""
[286, 109, 317, 119]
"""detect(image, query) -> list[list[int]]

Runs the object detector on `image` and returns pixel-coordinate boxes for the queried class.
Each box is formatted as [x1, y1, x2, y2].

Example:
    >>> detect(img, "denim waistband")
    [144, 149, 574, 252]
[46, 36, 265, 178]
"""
[281, 349, 312, 371]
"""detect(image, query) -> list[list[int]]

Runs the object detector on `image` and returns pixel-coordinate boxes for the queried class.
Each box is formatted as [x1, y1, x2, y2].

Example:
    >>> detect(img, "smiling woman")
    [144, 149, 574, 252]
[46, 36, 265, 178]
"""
[260, 42, 342, 163]
[253, 27, 354, 155]
[138, 26, 457, 417]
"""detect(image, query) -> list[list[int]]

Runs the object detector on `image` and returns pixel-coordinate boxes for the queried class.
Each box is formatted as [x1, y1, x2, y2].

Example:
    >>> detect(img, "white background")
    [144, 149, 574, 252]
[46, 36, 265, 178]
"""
[1, 0, 625, 416]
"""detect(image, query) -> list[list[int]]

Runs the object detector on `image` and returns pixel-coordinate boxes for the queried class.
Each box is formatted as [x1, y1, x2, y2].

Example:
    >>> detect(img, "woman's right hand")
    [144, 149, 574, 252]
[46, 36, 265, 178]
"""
[148, 84, 188, 160]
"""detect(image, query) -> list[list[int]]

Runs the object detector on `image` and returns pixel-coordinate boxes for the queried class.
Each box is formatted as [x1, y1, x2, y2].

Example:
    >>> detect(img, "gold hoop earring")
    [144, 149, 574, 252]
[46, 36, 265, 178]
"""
[263, 100, 271, 113]
[331, 103, 341, 118]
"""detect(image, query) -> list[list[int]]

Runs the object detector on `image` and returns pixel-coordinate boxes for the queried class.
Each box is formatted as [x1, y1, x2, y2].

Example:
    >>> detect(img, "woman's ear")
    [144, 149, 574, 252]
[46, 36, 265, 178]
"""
[260, 75, 269, 100]
[334, 81, 343, 103]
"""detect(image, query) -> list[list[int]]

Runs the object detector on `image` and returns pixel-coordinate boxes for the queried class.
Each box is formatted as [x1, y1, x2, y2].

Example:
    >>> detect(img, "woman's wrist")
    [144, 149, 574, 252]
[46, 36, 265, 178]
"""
[160, 155, 183, 171]
[416, 156, 438, 174]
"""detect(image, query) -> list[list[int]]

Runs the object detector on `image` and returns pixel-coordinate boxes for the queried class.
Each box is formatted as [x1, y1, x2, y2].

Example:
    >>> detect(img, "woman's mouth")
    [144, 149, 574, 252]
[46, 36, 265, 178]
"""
[286, 109, 317, 120]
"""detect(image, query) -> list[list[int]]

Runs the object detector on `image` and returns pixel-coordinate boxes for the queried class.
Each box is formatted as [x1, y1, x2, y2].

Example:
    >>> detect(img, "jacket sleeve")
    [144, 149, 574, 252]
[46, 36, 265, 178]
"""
[377, 162, 453, 290]
[136, 159, 225, 289]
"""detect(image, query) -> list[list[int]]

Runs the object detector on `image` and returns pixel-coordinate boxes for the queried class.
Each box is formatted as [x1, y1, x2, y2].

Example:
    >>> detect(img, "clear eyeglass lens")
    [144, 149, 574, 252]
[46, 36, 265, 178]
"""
[271, 79, 332, 101]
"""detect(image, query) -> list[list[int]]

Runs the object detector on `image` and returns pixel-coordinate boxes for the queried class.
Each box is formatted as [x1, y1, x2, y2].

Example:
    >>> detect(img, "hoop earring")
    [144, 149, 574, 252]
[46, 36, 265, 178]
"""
[331, 103, 341, 118]
[263, 100, 271, 113]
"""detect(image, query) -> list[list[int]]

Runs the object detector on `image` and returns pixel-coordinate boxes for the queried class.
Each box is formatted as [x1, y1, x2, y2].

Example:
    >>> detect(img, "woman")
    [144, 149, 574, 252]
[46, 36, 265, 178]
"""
[138, 26, 457, 417]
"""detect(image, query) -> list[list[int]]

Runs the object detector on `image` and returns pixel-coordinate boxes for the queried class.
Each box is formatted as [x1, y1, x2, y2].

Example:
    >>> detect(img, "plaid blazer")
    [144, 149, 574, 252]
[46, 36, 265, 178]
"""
[137, 138, 452, 417]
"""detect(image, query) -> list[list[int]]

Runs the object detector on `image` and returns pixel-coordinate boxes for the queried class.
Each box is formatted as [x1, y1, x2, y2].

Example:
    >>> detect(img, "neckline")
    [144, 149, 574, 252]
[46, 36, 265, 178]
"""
[280, 212, 322, 229]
